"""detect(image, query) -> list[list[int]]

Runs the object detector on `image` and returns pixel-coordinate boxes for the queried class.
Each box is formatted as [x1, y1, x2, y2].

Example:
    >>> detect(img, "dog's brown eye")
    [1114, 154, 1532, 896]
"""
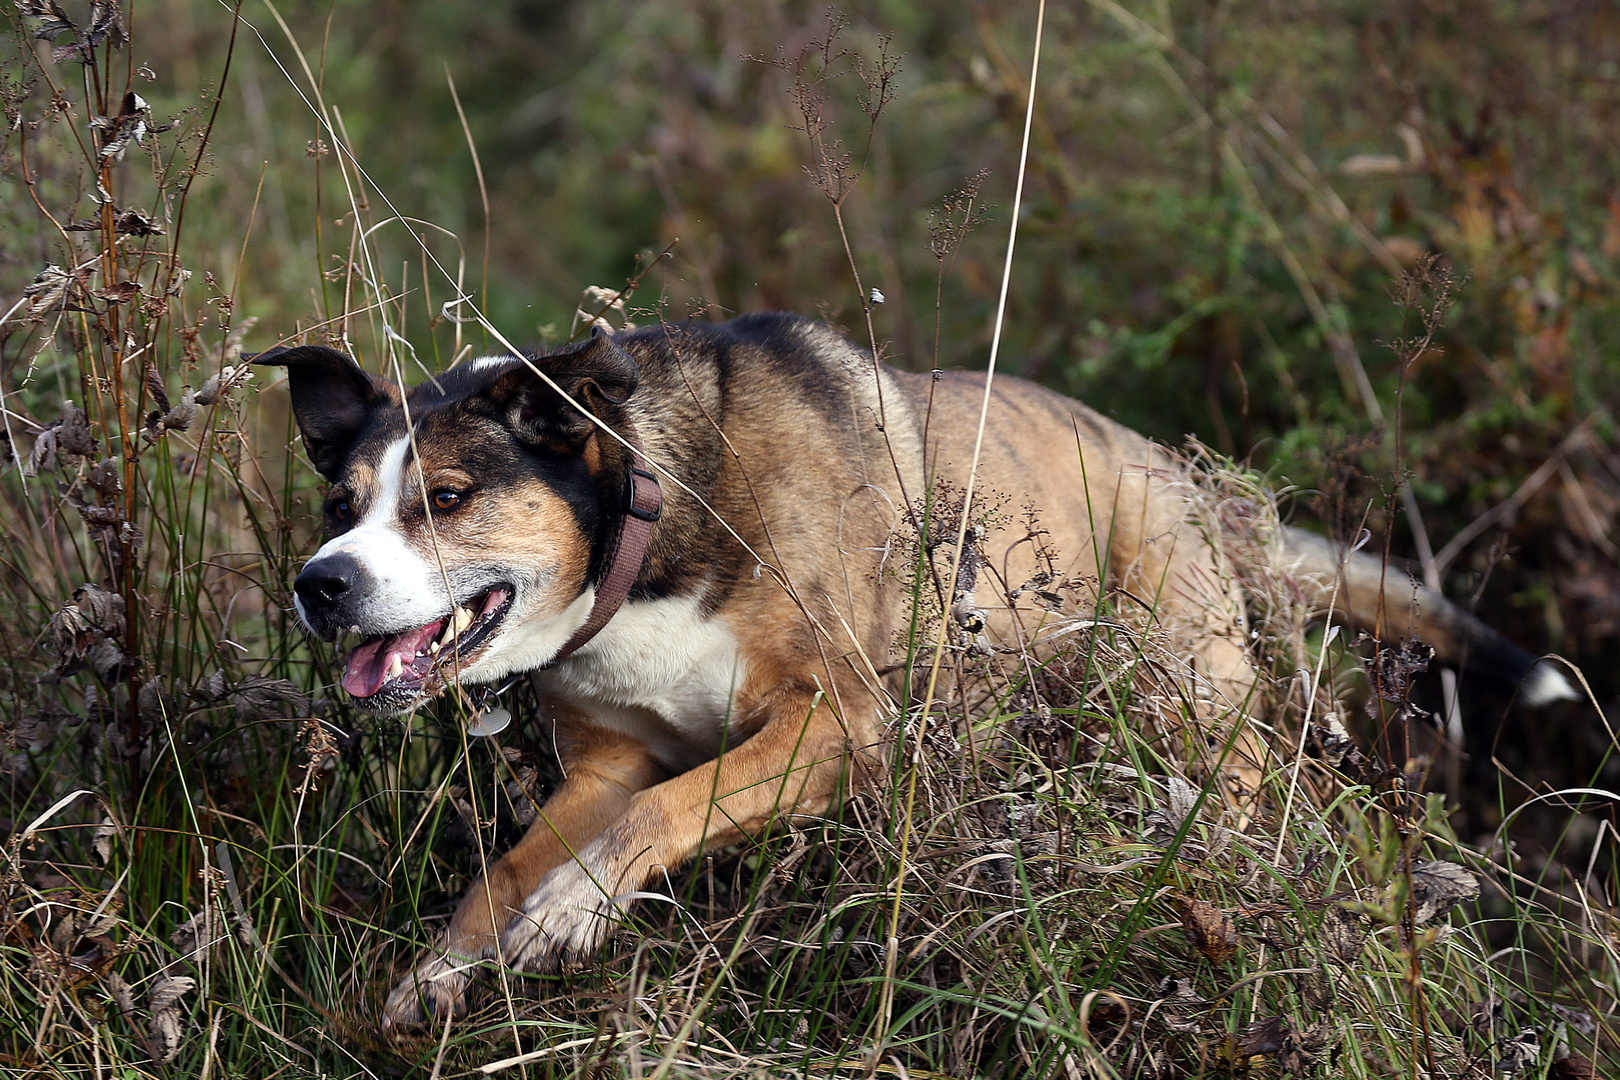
[430, 489, 462, 512]
[330, 497, 352, 522]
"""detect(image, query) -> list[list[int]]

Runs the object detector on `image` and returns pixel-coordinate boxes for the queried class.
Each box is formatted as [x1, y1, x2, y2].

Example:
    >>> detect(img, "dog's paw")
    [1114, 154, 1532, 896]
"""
[380, 952, 475, 1034]
[499, 858, 621, 973]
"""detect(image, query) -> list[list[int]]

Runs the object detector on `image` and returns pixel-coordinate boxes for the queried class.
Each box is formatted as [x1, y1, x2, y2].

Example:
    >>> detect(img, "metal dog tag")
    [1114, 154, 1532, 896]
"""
[467, 706, 511, 738]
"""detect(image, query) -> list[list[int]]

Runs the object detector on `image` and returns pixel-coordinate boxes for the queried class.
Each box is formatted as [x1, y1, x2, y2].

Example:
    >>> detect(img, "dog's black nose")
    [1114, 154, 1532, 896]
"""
[295, 551, 363, 610]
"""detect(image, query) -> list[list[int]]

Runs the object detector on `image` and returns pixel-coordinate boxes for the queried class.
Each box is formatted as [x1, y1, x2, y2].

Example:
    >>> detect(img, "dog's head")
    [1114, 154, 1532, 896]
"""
[256, 331, 641, 713]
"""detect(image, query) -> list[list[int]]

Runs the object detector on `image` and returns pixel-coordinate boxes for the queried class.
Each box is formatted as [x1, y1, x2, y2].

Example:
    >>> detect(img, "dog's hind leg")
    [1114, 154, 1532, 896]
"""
[1108, 461, 1269, 798]
[381, 718, 667, 1031]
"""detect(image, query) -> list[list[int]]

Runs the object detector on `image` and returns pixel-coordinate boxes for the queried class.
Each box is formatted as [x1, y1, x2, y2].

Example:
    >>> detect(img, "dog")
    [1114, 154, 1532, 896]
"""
[254, 312, 1576, 1029]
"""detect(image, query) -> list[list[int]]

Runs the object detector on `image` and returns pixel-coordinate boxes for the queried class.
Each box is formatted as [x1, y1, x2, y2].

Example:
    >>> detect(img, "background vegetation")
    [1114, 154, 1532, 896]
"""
[0, 0, 1616, 1076]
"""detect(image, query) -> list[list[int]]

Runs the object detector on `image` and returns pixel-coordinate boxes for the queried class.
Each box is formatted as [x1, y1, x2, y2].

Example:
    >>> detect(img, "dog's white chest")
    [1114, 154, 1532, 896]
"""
[540, 593, 746, 756]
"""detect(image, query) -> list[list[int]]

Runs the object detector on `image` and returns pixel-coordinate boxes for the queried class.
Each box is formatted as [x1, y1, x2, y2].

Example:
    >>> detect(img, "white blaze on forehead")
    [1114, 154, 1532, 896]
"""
[307, 433, 449, 628]
[361, 433, 412, 528]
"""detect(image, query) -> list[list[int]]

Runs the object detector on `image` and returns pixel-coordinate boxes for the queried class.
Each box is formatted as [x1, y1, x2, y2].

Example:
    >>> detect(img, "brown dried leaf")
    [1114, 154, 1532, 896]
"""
[70, 935, 115, 975]
[73, 500, 120, 528]
[84, 1, 126, 48]
[1235, 1015, 1287, 1058]
[142, 368, 170, 413]
[82, 908, 121, 939]
[23, 264, 88, 316]
[1229, 1013, 1328, 1074]
[1495, 1029, 1540, 1078]
[104, 970, 136, 1017]
[170, 908, 211, 956]
[86, 459, 121, 500]
[230, 676, 311, 721]
[196, 670, 229, 702]
[57, 401, 97, 457]
[148, 1007, 182, 1063]
[137, 679, 173, 723]
[50, 911, 79, 949]
[1321, 905, 1367, 963]
[1172, 894, 1238, 964]
[1153, 976, 1205, 1006]
[44, 602, 89, 657]
[67, 209, 167, 236]
[25, 401, 95, 475]
[1409, 860, 1480, 924]
[449, 789, 479, 834]
[87, 636, 127, 681]
[1145, 776, 1203, 843]
[92, 816, 118, 865]
[1551, 1003, 1599, 1039]
[98, 92, 158, 160]
[98, 280, 140, 304]
[12, 705, 77, 748]
[25, 426, 58, 475]
[1298, 966, 1334, 1009]
[148, 975, 195, 1013]
[1281, 1021, 1332, 1076]
[114, 209, 164, 236]
[159, 390, 197, 434]
[18, 0, 74, 41]
[194, 365, 244, 406]
[75, 583, 126, 630]
[44, 584, 126, 674]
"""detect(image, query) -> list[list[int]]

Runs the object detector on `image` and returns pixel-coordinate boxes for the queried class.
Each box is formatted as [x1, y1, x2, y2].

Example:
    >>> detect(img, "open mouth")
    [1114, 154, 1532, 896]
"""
[341, 586, 513, 703]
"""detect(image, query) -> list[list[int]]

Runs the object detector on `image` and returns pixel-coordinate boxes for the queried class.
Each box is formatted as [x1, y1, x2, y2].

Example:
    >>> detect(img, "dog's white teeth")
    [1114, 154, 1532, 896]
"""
[384, 654, 405, 681]
[451, 605, 475, 639]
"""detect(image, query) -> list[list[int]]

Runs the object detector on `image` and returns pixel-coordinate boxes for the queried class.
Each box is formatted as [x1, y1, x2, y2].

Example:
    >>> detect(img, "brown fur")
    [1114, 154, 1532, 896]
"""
[255, 313, 1567, 1031]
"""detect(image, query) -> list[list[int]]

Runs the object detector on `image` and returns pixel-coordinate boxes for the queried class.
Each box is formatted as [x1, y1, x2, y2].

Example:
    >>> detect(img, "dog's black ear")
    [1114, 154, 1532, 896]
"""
[249, 345, 397, 481]
[487, 329, 640, 451]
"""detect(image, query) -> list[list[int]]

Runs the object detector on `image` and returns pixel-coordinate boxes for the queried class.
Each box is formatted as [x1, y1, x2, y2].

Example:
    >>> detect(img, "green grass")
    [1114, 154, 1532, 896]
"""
[1, 2, 1617, 1077]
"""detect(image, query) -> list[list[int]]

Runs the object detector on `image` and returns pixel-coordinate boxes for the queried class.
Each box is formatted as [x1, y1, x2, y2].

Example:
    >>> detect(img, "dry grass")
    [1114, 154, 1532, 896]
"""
[1, 3, 1616, 1078]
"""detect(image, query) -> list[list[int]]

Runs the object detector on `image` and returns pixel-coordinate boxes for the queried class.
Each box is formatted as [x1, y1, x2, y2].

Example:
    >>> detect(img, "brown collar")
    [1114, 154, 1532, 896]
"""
[547, 436, 662, 663]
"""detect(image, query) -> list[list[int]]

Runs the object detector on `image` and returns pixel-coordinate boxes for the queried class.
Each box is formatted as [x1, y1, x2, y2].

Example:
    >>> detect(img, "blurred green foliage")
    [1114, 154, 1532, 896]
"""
[4, 0, 1616, 729]
[163, 0, 1620, 680]
[8, 0, 1616, 693]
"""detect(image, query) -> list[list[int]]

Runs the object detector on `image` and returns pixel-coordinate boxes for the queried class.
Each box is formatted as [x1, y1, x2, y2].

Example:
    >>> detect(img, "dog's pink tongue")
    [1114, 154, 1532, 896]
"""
[341, 639, 396, 698]
[341, 622, 443, 698]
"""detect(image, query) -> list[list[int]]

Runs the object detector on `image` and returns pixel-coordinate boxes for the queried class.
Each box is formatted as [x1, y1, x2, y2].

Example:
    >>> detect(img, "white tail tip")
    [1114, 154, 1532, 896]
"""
[1522, 659, 1581, 708]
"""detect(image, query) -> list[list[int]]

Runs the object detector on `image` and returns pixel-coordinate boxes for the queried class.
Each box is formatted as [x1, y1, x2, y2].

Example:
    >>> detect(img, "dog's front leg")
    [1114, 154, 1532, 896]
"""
[382, 722, 666, 1030]
[501, 687, 870, 971]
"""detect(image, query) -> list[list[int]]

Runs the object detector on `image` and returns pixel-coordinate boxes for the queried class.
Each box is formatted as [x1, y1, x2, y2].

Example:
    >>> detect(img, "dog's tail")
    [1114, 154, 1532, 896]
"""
[1272, 527, 1580, 708]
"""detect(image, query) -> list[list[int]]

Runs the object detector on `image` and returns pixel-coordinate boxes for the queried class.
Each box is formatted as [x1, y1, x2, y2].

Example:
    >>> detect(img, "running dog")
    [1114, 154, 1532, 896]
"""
[254, 312, 1575, 1028]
